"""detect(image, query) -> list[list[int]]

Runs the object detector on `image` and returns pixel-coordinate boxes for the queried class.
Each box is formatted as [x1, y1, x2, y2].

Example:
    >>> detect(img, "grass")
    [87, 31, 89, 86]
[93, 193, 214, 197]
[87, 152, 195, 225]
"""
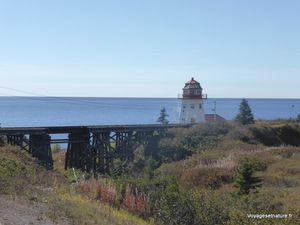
[48, 187, 152, 225]
[1, 121, 300, 224]
[0, 145, 152, 225]
[156, 125, 300, 223]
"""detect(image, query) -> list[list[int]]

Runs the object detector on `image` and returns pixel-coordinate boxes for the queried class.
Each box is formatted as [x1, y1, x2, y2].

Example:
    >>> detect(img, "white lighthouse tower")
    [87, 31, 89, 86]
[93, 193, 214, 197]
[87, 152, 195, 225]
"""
[179, 77, 207, 123]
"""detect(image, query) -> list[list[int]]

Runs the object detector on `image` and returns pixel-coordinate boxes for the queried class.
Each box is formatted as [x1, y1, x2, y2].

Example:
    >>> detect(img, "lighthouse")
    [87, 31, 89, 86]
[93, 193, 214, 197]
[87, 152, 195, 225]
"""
[179, 77, 207, 123]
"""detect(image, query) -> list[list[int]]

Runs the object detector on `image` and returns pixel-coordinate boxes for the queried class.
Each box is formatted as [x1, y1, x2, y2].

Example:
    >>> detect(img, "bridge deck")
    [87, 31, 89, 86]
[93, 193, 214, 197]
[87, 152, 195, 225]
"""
[0, 123, 190, 135]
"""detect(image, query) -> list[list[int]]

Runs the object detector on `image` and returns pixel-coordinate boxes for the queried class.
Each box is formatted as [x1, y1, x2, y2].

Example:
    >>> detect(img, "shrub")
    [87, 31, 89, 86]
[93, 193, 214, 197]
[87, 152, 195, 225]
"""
[0, 156, 27, 178]
[238, 156, 268, 172]
[51, 144, 61, 154]
[122, 185, 150, 217]
[144, 158, 160, 179]
[249, 125, 281, 146]
[155, 186, 232, 225]
[192, 190, 230, 225]
[228, 191, 285, 225]
[180, 167, 234, 189]
[245, 192, 284, 213]
[99, 180, 118, 205]
[226, 125, 257, 144]
[276, 124, 300, 146]
[273, 147, 297, 158]
[158, 138, 191, 162]
[234, 158, 262, 195]
[250, 124, 300, 146]
[182, 121, 232, 152]
[0, 156, 29, 195]
[78, 179, 102, 199]
[154, 183, 196, 225]
[0, 136, 5, 146]
[262, 176, 300, 188]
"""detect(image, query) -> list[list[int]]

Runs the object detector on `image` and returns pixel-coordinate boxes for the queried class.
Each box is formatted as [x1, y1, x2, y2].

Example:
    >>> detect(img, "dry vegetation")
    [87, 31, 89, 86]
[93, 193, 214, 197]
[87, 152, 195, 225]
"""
[0, 144, 151, 225]
[1, 120, 300, 224]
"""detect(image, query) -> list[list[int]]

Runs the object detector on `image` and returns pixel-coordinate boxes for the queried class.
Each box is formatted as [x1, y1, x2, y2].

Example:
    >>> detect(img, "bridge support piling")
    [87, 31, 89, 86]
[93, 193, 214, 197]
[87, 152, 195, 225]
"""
[29, 134, 53, 169]
[115, 132, 134, 162]
[90, 132, 112, 174]
[65, 131, 91, 172]
[6, 135, 25, 149]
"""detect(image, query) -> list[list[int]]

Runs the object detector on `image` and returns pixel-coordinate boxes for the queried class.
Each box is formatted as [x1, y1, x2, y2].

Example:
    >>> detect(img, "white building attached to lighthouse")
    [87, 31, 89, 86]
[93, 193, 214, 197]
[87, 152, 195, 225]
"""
[179, 77, 207, 123]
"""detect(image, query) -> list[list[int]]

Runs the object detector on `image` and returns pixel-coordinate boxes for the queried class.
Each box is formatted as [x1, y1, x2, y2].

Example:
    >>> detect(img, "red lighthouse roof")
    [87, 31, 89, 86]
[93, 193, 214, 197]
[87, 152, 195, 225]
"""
[185, 77, 199, 85]
[183, 77, 202, 90]
[179, 77, 207, 99]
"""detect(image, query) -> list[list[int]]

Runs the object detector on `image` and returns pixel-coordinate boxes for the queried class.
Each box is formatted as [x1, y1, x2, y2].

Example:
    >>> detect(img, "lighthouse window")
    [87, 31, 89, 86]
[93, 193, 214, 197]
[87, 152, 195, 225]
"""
[183, 105, 186, 109]
[199, 104, 202, 109]
[190, 104, 195, 109]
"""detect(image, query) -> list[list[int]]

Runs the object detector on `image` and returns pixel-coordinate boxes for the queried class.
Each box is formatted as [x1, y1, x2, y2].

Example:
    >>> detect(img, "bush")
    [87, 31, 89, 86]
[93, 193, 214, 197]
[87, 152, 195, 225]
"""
[226, 125, 257, 144]
[0, 136, 5, 146]
[182, 121, 232, 152]
[180, 167, 234, 189]
[234, 158, 262, 195]
[154, 183, 196, 225]
[249, 125, 281, 146]
[192, 190, 230, 225]
[273, 147, 297, 158]
[228, 192, 285, 225]
[238, 156, 268, 172]
[250, 124, 300, 146]
[51, 144, 61, 154]
[133, 122, 233, 173]
[122, 185, 150, 218]
[276, 124, 300, 146]
[0, 156, 27, 178]
[144, 158, 160, 179]
[262, 176, 300, 188]
[158, 138, 191, 162]
[154, 186, 232, 225]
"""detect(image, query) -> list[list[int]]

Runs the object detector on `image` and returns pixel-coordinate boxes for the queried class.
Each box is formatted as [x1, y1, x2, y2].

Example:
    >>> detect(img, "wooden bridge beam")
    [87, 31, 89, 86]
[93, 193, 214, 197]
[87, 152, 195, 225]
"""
[65, 131, 91, 172]
[29, 134, 53, 169]
[90, 132, 112, 174]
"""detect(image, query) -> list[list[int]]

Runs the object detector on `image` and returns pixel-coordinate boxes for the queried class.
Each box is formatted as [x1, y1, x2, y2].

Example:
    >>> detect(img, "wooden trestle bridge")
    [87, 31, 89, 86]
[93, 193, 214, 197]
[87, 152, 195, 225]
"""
[0, 124, 189, 174]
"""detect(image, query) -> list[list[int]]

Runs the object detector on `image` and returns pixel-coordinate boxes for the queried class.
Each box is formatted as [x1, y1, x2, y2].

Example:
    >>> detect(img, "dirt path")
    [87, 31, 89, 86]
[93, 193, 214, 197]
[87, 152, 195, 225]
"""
[0, 195, 70, 225]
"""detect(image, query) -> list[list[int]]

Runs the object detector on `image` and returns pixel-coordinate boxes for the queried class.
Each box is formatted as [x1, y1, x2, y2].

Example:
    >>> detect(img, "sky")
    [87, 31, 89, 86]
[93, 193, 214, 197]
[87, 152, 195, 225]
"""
[0, 0, 299, 98]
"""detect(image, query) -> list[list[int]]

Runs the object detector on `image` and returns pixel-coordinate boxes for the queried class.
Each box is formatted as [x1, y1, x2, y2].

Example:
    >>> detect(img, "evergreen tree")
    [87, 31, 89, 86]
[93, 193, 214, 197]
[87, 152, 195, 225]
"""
[235, 99, 254, 125]
[297, 113, 300, 122]
[157, 107, 169, 124]
[234, 159, 262, 195]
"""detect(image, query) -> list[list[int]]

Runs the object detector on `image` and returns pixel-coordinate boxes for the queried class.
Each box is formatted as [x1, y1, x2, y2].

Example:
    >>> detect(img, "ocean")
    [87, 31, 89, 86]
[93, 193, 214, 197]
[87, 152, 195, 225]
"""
[0, 97, 299, 127]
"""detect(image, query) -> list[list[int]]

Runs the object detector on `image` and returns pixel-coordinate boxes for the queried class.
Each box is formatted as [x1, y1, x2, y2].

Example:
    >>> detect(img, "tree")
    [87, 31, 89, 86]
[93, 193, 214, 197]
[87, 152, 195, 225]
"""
[297, 113, 300, 122]
[157, 107, 169, 124]
[235, 99, 254, 125]
[234, 159, 262, 195]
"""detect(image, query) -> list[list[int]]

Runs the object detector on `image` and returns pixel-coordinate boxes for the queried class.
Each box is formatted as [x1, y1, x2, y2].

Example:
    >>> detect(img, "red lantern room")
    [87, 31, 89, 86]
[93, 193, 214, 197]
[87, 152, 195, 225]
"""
[182, 77, 206, 99]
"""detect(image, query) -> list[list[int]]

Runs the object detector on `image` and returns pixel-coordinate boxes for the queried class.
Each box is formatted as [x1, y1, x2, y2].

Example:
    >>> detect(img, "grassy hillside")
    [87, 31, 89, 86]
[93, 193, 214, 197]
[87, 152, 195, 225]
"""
[74, 121, 300, 225]
[154, 122, 300, 224]
[0, 145, 151, 225]
[1, 120, 300, 225]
